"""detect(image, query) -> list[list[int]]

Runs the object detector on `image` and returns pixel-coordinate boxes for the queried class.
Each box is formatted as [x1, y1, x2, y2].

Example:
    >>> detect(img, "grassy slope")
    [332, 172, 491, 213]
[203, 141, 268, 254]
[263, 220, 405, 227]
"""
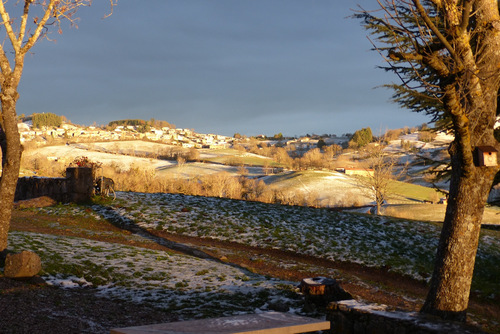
[13, 192, 500, 306]
[22, 139, 500, 223]
[198, 148, 279, 167]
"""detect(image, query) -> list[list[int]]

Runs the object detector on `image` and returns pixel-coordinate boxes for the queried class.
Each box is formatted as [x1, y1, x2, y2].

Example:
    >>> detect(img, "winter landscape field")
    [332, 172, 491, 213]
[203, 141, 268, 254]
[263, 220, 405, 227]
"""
[8, 190, 500, 332]
[4, 126, 500, 333]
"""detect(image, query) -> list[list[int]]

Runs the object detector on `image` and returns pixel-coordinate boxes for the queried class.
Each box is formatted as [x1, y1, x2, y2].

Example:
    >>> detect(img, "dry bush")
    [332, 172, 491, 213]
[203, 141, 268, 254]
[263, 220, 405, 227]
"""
[201, 172, 230, 197]
[21, 156, 66, 177]
[187, 148, 200, 161]
[335, 191, 365, 208]
[383, 128, 404, 142]
[159, 146, 184, 160]
[323, 144, 342, 161]
[272, 147, 293, 169]
[273, 190, 292, 205]
[160, 176, 202, 196]
[225, 177, 244, 200]
[273, 190, 306, 206]
[418, 131, 437, 142]
[19, 150, 331, 209]
[234, 144, 246, 152]
[256, 188, 276, 204]
[304, 191, 322, 207]
[237, 165, 249, 177]
[21, 141, 39, 152]
[176, 156, 186, 168]
[300, 148, 324, 169]
[262, 160, 273, 175]
[243, 179, 267, 201]
[101, 164, 158, 193]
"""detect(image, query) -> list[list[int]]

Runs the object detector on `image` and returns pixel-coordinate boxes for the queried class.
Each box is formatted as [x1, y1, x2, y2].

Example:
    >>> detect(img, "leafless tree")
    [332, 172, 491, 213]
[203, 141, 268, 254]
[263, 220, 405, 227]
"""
[0, 1, 116, 252]
[354, 143, 406, 214]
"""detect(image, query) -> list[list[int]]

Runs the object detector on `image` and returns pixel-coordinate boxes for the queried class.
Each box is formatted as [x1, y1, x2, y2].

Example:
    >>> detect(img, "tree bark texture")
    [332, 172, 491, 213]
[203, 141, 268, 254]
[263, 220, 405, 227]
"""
[421, 154, 497, 320]
[0, 76, 22, 252]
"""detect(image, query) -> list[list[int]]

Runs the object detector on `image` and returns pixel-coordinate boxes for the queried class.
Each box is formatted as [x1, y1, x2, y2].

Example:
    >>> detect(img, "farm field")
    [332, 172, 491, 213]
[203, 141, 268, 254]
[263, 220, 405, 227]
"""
[5, 191, 500, 333]
[10, 133, 500, 332]
[21, 137, 500, 223]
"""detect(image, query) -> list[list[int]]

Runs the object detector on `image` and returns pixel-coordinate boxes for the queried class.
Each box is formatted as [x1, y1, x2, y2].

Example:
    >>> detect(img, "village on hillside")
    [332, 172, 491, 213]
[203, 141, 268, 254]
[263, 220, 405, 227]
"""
[17, 116, 351, 152]
[18, 121, 234, 149]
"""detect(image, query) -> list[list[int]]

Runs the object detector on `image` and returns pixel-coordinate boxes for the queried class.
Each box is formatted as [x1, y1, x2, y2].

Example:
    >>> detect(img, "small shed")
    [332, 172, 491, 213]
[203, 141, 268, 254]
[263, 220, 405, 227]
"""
[475, 146, 498, 167]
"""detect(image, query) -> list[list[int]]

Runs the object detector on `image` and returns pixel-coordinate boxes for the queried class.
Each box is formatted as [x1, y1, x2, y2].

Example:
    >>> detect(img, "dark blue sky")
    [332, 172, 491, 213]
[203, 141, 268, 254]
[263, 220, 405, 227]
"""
[17, 1, 429, 137]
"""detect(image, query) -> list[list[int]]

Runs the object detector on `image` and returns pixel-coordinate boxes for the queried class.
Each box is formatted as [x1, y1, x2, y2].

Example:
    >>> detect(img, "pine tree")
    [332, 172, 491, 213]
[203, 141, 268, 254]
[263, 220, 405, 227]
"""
[355, 0, 500, 321]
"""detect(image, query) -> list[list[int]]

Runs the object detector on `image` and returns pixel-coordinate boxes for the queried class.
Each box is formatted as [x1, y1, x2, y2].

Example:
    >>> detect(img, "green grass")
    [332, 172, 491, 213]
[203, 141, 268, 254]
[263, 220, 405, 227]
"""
[14, 190, 500, 308]
[390, 180, 442, 203]
[264, 170, 339, 189]
[199, 148, 278, 167]
[383, 203, 500, 224]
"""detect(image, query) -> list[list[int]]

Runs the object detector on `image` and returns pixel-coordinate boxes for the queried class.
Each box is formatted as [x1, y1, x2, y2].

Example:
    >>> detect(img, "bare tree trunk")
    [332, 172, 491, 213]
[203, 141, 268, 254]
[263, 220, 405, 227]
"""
[0, 86, 22, 252]
[422, 161, 495, 320]
[421, 80, 499, 320]
[0, 0, 105, 253]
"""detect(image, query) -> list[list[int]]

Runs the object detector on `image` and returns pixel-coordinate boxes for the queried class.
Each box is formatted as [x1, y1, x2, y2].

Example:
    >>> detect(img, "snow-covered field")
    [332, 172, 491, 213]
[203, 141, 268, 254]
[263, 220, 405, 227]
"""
[263, 170, 372, 206]
[9, 231, 300, 319]
[23, 143, 176, 172]
[10, 191, 500, 312]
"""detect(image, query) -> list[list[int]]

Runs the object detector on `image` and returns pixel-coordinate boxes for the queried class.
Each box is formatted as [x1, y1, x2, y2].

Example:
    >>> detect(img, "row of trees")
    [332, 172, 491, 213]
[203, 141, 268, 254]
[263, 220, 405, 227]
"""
[107, 118, 175, 133]
[236, 143, 344, 171]
[348, 124, 437, 149]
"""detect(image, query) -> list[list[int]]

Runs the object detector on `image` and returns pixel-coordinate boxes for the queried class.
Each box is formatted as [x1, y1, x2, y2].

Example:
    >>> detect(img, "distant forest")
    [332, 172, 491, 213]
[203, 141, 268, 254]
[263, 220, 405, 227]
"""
[108, 119, 175, 130]
[28, 113, 63, 129]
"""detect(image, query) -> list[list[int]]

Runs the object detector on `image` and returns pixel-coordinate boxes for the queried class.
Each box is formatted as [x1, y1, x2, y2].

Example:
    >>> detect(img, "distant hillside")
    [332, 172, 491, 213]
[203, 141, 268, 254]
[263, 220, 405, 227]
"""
[108, 119, 175, 130]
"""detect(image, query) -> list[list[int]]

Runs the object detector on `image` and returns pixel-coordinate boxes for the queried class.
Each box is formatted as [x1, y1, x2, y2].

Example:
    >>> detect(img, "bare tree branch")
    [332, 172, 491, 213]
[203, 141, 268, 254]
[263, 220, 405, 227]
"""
[412, 0, 463, 69]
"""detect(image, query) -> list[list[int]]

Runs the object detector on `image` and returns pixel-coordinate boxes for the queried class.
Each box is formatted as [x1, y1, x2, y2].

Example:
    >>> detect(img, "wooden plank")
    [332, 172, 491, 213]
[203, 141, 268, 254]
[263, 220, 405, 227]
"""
[110, 311, 330, 334]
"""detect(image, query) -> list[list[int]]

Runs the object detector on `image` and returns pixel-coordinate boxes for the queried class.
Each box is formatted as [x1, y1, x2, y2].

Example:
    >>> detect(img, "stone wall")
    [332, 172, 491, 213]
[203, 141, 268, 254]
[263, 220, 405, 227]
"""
[15, 167, 93, 203]
[326, 300, 485, 334]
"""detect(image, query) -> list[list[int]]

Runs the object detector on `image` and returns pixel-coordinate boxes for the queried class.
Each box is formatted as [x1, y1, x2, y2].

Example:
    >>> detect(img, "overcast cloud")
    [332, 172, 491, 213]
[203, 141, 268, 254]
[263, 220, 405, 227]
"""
[17, 1, 429, 137]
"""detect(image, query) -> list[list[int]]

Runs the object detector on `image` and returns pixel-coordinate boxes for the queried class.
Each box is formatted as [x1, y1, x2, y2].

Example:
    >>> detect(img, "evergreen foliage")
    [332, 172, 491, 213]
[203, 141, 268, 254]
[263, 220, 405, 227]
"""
[353, 5, 447, 130]
[108, 119, 146, 127]
[349, 127, 372, 148]
[317, 139, 326, 149]
[31, 113, 63, 129]
[354, 0, 500, 321]
[108, 119, 175, 129]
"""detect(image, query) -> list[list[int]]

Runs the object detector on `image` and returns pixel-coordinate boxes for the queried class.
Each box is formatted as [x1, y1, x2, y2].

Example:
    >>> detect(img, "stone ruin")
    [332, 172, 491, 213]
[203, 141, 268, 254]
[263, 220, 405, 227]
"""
[15, 167, 94, 204]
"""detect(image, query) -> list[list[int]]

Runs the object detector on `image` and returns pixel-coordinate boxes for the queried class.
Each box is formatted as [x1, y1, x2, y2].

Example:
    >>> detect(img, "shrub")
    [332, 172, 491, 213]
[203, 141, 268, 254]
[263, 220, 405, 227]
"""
[418, 131, 437, 142]
[383, 129, 404, 142]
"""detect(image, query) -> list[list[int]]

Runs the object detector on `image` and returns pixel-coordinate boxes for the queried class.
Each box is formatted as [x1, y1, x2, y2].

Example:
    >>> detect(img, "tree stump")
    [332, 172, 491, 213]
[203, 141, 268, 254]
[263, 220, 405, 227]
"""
[300, 277, 352, 311]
